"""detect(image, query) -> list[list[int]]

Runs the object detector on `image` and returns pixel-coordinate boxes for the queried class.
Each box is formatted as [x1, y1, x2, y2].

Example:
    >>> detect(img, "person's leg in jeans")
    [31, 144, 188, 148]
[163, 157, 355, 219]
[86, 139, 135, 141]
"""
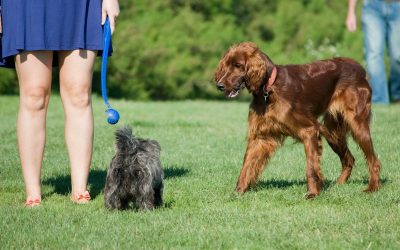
[387, 2, 400, 102]
[362, 0, 389, 104]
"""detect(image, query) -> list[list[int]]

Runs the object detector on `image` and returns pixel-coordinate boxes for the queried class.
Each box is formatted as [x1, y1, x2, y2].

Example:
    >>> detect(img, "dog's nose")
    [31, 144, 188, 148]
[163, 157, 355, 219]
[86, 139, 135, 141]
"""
[216, 83, 225, 91]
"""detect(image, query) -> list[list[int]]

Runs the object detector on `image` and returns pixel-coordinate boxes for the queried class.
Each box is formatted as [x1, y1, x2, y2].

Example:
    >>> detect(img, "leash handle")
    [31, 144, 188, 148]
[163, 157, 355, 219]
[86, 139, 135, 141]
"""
[101, 17, 112, 109]
[101, 17, 120, 125]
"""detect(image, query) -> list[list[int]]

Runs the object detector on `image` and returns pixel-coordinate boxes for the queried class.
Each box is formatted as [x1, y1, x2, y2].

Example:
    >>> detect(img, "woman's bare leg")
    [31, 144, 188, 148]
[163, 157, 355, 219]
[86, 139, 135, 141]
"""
[15, 51, 53, 203]
[58, 50, 96, 200]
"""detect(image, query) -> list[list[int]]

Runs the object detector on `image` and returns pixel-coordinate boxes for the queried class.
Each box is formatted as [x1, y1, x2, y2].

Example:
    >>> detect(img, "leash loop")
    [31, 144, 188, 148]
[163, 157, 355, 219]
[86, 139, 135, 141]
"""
[101, 17, 120, 125]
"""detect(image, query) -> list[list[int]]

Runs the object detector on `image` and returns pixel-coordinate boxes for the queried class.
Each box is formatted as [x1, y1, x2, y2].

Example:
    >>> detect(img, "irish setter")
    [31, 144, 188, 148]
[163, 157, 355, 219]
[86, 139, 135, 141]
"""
[214, 42, 381, 198]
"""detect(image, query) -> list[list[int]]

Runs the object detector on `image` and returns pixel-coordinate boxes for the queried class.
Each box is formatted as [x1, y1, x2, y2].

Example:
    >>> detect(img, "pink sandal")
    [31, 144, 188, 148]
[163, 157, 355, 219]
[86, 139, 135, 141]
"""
[71, 190, 91, 204]
[25, 198, 41, 208]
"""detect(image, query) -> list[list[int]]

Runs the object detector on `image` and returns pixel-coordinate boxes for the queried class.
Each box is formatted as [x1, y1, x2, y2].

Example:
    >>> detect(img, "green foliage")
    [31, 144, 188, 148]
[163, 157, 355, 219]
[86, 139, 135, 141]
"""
[0, 0, 364, 99]
[0, 69, 18, 95]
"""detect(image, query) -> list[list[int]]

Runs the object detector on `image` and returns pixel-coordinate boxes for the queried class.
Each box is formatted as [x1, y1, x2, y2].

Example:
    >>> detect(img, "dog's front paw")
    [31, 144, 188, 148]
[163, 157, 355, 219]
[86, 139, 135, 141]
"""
[363, 185, 380, 193]
[304, 192, 318, 200]
[235, 185, 248, 194]
[229, 191, 244, 201]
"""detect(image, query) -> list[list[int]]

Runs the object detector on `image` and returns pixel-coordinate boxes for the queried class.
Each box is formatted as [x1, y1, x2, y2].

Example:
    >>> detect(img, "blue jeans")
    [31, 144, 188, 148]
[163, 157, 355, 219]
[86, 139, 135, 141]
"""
[362, 0, 400, 104]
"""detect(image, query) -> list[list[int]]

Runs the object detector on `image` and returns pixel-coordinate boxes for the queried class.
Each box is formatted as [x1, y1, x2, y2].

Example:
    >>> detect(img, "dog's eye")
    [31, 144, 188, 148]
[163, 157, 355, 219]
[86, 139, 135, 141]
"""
[234, 63, 242, 68]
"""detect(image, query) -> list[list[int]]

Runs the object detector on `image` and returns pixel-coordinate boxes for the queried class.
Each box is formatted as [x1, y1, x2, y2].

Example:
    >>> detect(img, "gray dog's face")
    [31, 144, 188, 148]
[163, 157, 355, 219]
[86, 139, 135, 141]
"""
[214, 42, 271, 97]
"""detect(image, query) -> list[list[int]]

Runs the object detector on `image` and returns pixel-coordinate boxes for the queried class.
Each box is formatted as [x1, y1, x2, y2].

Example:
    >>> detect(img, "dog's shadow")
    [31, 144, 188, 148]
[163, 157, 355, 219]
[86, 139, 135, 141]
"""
[253, 179, 307, 191]
[253, 177, 388, 191]
[42, 166, 190, 199]
[163, 166, 190, 180]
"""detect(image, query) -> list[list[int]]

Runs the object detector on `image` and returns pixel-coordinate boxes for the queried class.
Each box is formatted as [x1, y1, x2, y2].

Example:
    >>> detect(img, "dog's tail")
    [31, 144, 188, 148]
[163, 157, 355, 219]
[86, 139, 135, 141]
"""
[115, 126, 138, 153]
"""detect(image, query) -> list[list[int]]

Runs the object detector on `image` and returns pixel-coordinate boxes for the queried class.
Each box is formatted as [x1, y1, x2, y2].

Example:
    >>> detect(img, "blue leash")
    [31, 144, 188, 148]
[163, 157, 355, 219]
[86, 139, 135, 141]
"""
[101, 17, 120, 125]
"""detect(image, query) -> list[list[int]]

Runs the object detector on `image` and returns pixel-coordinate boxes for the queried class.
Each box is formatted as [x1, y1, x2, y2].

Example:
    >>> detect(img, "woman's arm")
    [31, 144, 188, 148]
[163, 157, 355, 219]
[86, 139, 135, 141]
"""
[346, 0, 358, 32]
[102, 0, 120, 34]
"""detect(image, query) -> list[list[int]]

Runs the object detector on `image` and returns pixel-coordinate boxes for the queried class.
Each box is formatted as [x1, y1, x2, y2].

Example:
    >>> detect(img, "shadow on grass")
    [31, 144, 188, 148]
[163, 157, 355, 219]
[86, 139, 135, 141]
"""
[253, 179, 307, 191]
[346, 177, 388, 185]
[42, 170, 107, 199]
[42, 174, 71, 198]
[42, 166, 190, 199]
[164, 166, 190, 179]
[252, 177, 388, 192]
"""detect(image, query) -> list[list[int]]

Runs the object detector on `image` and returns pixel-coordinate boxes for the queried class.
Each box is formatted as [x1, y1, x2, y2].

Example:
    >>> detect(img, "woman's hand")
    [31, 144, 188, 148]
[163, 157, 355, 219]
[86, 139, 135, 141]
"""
[346, 12, 357, 32]
[346, 0, 358, 32]
[102, 0, 120, 34]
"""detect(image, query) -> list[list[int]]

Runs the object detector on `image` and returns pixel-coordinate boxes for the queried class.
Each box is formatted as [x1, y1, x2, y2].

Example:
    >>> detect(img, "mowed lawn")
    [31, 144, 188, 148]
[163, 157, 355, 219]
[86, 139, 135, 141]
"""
[0, 95, 399, 249]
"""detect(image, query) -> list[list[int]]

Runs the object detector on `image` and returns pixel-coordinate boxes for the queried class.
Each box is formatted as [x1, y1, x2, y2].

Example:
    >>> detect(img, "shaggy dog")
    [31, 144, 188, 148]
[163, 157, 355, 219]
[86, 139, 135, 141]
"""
[104, 126, 164, 210]
[214, 42, 381, 198]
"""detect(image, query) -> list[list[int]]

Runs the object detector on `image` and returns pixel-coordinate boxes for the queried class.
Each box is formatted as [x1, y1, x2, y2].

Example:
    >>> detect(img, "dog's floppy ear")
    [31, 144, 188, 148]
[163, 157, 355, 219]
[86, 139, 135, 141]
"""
[214, 50, 230, 83]
[245, 46, 267, 93]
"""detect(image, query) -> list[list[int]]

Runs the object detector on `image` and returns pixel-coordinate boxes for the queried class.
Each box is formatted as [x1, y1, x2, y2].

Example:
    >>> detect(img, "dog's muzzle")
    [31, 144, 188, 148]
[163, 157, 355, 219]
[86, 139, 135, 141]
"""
[220, 78, 246, 98]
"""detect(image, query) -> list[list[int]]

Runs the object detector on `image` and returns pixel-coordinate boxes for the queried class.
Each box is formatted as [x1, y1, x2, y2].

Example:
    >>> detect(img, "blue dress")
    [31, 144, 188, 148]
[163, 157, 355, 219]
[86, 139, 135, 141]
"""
[0, 0, 103, 68]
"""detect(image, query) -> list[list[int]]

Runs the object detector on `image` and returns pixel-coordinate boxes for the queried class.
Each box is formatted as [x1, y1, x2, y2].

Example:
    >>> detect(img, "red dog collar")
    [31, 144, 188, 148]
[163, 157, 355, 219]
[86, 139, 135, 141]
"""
[263, 66, 277, 97]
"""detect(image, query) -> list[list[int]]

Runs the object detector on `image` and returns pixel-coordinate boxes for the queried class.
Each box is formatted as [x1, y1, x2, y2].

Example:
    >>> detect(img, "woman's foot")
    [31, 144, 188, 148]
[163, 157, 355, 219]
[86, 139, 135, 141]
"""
[25, 198, 41, 208]
[71, 190, 91, 204]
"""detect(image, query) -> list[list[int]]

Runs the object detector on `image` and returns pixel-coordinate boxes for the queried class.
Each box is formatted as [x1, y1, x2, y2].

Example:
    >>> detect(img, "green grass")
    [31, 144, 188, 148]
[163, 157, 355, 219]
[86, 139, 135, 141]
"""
[1, 95, 400, 249]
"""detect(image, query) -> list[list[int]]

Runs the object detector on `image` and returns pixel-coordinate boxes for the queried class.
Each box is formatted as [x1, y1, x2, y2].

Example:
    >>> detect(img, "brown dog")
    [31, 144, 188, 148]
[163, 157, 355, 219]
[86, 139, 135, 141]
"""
[214, 42, 381, 198]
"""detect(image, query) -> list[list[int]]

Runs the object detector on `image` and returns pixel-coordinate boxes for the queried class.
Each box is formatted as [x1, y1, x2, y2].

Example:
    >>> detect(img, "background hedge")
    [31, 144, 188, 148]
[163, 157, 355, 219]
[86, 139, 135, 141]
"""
[0, 0, 364, 100]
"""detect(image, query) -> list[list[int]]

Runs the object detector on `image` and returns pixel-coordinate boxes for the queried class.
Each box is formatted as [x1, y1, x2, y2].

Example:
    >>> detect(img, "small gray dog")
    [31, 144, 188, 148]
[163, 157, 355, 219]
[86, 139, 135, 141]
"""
[104, 126, 164, 210]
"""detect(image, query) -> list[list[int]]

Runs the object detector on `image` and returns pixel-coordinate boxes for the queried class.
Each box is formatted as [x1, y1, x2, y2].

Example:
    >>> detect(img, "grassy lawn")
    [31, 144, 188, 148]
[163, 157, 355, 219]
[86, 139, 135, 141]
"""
[1, 95, 399, 249]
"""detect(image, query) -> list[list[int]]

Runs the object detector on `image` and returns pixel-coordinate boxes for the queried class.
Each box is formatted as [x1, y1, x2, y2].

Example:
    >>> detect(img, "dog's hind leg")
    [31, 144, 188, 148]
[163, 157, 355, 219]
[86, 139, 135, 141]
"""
[343, 86, 381, 192]
[236, 137, 281, 193]
[322, 113, 355, 184]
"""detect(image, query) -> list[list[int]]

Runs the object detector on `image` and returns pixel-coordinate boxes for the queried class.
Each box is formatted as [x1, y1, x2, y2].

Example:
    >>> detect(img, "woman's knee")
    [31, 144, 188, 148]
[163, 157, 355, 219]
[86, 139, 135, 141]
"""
[62, 83, 92, 108]
[20, 86, 50, 112]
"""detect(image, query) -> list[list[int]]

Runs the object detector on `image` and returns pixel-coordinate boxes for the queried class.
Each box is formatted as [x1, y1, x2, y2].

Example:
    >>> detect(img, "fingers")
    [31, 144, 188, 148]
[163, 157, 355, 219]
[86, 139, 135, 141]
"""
[346, 14, 357, 32]
[102, 0, 120, 34]
[102, 9, 107, 25]
[350, 24, 357, 32]
[346, 20, 357, 32]
[107, 13, 119, 34]
[109, 15, 116, 34]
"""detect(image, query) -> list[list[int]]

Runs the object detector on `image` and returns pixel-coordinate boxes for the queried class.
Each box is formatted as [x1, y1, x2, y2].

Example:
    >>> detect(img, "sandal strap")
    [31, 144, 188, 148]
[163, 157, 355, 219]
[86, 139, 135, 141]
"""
[72, 190, 91, 203]
[77, 191, 91, 201]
